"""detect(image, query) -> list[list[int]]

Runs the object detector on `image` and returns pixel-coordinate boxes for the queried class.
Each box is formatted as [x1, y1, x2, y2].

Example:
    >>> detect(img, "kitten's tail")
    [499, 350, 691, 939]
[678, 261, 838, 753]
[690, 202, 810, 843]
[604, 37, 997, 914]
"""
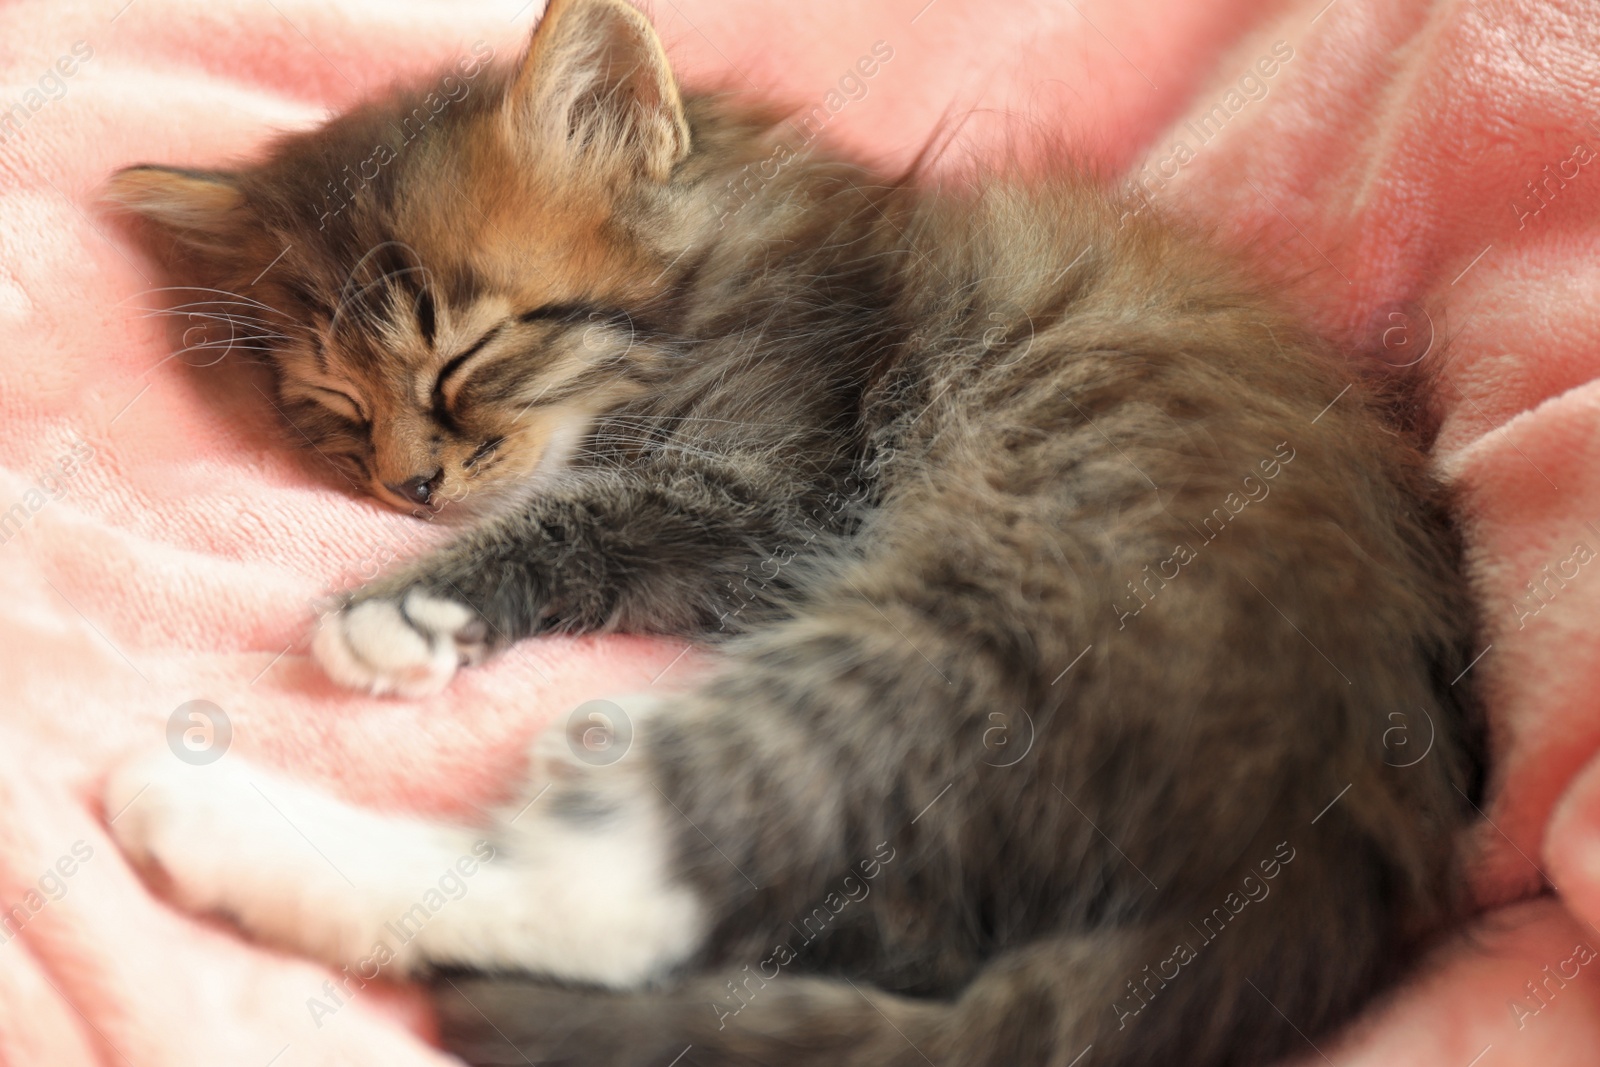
[435, 914, 1367, 1066]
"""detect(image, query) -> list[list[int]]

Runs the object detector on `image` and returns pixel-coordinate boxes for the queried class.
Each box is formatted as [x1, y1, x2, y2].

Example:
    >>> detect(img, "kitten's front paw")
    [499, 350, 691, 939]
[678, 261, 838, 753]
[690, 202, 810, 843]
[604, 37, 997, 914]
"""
[312, 589, 489, 697]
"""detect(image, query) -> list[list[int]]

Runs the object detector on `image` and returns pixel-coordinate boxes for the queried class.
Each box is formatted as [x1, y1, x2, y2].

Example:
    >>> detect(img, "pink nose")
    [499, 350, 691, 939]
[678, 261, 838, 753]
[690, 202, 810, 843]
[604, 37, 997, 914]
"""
[386, 470, 441, 506]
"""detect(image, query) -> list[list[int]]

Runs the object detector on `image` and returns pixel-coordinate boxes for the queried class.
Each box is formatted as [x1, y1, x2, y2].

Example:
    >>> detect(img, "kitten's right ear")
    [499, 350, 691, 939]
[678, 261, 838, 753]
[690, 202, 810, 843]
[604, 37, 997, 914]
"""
[102, 165, 247, 252]
[507, 0, 690, 182]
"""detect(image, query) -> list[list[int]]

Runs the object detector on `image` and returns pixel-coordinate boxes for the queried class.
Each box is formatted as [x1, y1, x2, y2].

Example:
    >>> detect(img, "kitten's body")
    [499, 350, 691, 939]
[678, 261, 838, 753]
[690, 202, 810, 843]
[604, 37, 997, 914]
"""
[105, 2, 1483, 1065]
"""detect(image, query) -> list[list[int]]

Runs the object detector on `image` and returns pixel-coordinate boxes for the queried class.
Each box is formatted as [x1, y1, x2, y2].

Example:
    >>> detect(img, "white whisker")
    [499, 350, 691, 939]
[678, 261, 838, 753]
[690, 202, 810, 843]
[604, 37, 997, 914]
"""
[122, 286, 289, 317]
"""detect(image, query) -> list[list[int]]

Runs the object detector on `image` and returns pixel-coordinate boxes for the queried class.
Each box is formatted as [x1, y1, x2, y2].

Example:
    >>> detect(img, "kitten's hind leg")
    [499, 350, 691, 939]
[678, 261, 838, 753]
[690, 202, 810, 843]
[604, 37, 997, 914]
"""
[104, 750, 493, 972]
[102, 720, 708, 987]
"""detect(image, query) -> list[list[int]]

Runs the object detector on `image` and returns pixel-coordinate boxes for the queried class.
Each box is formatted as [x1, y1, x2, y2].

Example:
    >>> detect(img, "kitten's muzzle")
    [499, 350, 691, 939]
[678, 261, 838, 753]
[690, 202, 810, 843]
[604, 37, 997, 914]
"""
[387, 469, 443, 507]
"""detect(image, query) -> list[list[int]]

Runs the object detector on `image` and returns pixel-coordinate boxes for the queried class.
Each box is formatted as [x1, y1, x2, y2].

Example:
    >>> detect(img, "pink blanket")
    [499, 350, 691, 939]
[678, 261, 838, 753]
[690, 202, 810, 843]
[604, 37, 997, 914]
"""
[3, 0, 1599, 1062]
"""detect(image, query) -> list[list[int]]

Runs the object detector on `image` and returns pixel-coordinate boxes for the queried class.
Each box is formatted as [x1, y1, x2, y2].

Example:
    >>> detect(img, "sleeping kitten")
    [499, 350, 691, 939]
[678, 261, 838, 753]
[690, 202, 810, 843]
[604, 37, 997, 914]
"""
[103, 1, 1484, 1064]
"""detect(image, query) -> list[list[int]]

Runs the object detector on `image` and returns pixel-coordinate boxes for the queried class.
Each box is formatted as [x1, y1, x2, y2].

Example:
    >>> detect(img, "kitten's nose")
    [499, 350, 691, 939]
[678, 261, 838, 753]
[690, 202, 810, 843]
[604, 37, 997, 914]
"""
[387, 470, 442, 506]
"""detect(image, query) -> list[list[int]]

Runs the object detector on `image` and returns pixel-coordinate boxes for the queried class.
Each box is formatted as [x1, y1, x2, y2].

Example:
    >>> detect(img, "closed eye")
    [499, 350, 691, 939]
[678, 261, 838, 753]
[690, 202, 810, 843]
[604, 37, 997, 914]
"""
[432, 325, 503, 422]
[466, 436, 503, 467]
[305, 385, 368, 424]
[518, 302, 595, 324]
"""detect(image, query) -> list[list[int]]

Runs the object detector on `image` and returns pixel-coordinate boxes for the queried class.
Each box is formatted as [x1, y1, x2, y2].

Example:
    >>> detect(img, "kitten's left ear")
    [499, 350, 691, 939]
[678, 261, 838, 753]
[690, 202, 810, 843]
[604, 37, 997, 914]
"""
[102, 165, 247, 253]
[508, 0, 690, 181]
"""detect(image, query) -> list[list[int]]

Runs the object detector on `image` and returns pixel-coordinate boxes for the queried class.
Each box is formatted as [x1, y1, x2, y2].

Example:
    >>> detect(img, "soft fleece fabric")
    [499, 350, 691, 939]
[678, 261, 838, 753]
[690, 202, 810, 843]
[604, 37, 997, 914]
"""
[1, 0, 1598, 1063]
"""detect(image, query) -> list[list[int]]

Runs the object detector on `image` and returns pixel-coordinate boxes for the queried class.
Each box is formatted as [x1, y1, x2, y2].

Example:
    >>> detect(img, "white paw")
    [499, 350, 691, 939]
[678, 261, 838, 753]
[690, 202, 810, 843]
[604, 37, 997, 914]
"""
[106, 752, 241, 889]
[103, 751, 449, 970]
[312, 589, 487, 697]
[103, 753, 330, 944]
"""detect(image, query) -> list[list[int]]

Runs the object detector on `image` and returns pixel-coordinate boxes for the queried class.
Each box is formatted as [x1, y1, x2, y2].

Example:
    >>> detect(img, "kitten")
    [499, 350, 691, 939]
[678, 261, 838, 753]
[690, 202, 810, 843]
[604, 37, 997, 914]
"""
[103, 1, 1485, 1064]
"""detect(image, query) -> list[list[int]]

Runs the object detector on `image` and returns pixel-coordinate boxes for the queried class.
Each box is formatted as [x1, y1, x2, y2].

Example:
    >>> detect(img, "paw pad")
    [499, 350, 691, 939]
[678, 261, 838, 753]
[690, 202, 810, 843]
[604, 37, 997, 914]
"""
[313, 589, 487, 697]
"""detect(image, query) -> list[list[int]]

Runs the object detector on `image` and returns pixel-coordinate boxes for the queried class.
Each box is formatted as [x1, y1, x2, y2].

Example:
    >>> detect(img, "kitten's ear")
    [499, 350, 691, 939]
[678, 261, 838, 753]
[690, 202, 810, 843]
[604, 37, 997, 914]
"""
[102, 165, 247, 251]
[508, 0, 689, 181]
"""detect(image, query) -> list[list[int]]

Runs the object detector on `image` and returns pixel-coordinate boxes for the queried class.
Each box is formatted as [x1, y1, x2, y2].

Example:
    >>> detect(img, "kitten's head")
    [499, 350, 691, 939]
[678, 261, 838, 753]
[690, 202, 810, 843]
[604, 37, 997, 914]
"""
[107, 0, 705, 513]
